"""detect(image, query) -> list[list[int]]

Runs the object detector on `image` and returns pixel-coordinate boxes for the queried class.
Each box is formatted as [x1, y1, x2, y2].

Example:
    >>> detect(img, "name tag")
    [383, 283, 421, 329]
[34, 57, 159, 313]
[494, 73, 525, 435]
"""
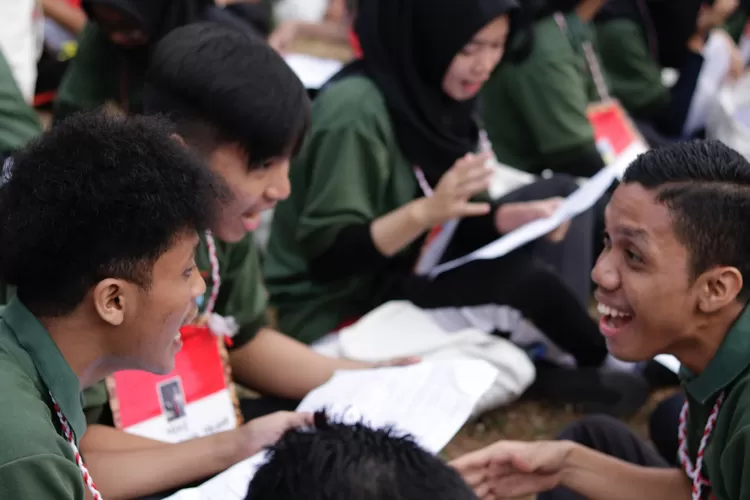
[587, 100, 649, 177]
[106, 325, 241, 443]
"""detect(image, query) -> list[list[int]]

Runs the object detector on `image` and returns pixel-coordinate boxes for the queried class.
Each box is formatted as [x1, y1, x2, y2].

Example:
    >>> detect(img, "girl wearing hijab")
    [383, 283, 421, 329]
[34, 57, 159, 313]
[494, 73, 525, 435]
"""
[53, 0, 258, 120]
[594, 0, 739, 139]
[264, 0, 649, 418]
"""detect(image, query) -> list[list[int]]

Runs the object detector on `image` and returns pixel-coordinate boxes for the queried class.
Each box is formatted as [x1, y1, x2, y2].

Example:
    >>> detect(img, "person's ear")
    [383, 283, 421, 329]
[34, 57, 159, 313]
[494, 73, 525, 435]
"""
[92, 279, 128, 326]
[696, 266, 743, 314]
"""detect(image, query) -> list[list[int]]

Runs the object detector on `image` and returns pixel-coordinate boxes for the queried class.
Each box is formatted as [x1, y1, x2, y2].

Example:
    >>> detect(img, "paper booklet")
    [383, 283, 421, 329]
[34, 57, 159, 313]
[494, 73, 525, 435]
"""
[163, 360, 499, 500]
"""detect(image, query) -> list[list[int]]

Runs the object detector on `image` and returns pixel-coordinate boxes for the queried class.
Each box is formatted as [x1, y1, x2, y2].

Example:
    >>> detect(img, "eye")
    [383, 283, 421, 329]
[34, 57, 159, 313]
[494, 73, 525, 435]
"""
[625, 249, 643, 264]
[183, 263, 196, 278]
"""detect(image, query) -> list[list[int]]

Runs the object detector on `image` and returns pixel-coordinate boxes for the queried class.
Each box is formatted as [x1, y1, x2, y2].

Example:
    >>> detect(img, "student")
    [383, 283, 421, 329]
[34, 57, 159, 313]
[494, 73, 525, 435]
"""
[595, 0, 738, 139]
[0, 112, 310, 499]
[480, 0, 612, 177]
[79, 23, 412, 500]
[264, 0, 649, 417]
[452, 140, 750, 500]
[246, 412, 478, 500]
[53, 0, 260, 121]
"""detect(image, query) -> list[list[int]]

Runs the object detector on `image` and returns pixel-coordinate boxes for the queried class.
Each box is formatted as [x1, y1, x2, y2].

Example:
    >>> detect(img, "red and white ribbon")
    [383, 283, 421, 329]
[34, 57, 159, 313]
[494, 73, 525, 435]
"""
[678, 392, 725, 500]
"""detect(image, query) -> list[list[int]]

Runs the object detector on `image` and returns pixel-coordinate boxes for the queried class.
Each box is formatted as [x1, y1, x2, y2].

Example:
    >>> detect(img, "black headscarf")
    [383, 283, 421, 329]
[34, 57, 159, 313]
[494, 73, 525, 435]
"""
[596, 0, 707, 69]
[82, 0, 214, 43]
[330, 0, 520, 186]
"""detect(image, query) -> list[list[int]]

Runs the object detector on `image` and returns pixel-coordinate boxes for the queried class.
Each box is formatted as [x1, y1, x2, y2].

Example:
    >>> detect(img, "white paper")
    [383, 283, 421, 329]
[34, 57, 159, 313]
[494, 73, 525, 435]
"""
[654, 354, 681, 374]
[163, 361, 498, 500]
[284, 53, 343, 89]
[428, 163, 621, 278]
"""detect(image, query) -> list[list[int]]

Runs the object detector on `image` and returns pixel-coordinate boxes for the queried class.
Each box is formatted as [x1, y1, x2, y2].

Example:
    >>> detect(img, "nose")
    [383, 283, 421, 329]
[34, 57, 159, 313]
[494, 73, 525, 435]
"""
[591, 251, 619, 292]
[266, 161, 291, 201]
[193, 270, 207, 300]
[475, 48, 504, 78]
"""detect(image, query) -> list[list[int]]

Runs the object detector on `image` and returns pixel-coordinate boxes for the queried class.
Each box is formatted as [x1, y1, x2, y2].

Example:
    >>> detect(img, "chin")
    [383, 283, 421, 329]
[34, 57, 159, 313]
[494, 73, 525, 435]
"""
[213, 225, 245, 244]
[606, 340, 652, 363]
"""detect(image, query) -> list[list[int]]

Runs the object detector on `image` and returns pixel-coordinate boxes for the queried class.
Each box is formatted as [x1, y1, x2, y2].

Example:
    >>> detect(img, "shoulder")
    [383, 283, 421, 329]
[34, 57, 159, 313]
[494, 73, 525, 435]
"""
[0, 345, 71, 468]
[0, 454, 84, 499]
[526, 17, 577, 64]
[311, 76, 393, 139]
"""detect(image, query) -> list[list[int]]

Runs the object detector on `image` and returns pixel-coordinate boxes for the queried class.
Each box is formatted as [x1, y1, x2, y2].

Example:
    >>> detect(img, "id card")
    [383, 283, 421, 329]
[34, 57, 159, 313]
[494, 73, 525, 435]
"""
[587, 100, 649, 177]
[106, 325, 242, 443]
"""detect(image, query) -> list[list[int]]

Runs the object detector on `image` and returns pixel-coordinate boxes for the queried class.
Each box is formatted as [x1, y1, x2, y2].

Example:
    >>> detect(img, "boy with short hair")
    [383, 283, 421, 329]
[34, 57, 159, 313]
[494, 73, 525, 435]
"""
[246, 413, 479, 500]
[0, 112, 289, 499]
[79, 22, 409, 500]
[452, 140, 750, 500]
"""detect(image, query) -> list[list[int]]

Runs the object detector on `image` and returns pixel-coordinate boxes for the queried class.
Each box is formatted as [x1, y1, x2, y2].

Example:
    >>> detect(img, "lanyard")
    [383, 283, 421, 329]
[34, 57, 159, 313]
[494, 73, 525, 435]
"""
[204, 230, 221, 316]
[552, 12, 611, 102]
[50, 394, 104, 500]
[678, 392, 725, 500]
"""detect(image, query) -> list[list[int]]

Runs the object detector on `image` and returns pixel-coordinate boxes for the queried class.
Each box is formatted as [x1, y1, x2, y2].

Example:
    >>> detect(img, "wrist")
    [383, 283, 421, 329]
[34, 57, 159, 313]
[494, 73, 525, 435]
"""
[558, 441, 585, 489]
[687, 33, 706, 53]
[223, 428, 252, 465]
[408, 197, 435, 231]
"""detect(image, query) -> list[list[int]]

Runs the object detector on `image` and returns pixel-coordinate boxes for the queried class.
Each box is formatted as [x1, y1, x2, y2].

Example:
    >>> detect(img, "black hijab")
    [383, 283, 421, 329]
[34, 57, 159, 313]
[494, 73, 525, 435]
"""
[331, 0, 520, 186]
[82, 0, 214, 44]
[596, 0, 706, 69]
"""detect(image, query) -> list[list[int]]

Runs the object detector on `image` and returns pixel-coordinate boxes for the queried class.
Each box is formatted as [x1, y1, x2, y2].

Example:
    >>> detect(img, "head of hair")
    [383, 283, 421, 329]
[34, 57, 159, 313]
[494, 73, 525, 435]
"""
[0, 112, 219, 316]
[245, 412, 477, 500]
[623, 140, 750, 299]
[144, 22, 311, 169]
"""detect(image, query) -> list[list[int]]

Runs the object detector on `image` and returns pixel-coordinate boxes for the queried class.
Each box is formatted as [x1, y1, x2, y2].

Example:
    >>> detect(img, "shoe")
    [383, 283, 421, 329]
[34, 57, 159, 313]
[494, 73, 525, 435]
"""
[528, 361, 650, 420]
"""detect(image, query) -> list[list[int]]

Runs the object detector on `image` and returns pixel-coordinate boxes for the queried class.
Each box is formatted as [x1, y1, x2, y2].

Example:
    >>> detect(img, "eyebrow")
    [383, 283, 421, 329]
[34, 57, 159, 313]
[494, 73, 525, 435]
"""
[611, 226, 649, 242]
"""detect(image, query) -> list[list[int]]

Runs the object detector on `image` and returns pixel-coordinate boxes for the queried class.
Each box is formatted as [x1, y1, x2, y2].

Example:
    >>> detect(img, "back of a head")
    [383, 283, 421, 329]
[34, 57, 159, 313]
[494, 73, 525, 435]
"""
[623, 140, 750, 297]
[0, 112, 218, 316]
[245, 414, 477, 500]
[145, 22, 311, 166]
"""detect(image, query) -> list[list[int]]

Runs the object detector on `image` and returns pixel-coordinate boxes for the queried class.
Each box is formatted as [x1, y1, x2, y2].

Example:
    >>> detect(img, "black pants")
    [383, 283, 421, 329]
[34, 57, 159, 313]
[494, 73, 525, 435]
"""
[392, 175, 608, 368]
[538, 415, 670, 500]
[136, 396, 298, 500]
[649, 392, 684, 466]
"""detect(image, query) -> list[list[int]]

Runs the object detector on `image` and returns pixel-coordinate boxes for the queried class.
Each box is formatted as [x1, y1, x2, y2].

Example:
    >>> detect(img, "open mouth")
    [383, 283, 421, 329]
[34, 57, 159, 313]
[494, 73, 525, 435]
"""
[461, 80, 482, 94]
[241, 211, 262, 231]
[597, 303, 634, 338]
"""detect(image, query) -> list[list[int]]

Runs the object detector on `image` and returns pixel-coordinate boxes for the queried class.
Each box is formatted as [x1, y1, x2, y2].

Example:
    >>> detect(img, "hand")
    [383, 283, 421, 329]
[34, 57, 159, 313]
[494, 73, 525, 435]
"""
[372, 356, 422, 368]
[236, 411, 314, 458]
[495, 197, 570, 242]
[695, 0, 739, 38]
[412, 152, 493, 229]
[268, 21, 300, 54]
[450, 440, 573, 499]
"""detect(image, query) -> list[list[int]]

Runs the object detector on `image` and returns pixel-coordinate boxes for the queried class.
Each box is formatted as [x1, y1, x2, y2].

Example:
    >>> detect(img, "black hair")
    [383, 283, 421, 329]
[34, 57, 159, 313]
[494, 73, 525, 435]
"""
[144, 22, 311, 169]
[0, 112, 219, 316]
[245, 411, 477, 500]
[623, 140, 750, 298]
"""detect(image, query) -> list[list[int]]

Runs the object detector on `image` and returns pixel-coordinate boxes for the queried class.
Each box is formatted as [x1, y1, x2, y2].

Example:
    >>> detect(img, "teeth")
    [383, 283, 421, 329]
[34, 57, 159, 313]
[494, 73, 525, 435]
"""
[597, 303, 631, 318]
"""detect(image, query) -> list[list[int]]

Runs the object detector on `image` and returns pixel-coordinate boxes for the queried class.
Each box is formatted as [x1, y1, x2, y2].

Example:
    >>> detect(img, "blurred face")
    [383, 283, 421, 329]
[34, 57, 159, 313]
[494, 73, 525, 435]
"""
[592, 183, 698, 362]
[442, 15, 510, 101]
[208, 144, 292, 243]
[101, 232, 205, 374]
[90, 4, 149, 48]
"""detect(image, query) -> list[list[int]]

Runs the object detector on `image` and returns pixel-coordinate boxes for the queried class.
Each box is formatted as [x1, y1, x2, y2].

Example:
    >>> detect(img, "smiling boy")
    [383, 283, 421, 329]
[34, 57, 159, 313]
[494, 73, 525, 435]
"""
[452, 140, 750, 500]
[0, 113, 220, 499]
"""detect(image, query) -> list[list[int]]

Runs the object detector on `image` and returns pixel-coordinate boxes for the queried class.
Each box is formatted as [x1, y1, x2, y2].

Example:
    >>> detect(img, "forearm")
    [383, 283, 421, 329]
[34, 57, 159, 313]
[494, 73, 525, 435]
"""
[370, 198, 431, 256]
[83, 430, 241, 500]
[42, 0, 87, 34]
[561, 442, 691, 500]
[81, 424, 167, 452]
[230, 328, 370, 400]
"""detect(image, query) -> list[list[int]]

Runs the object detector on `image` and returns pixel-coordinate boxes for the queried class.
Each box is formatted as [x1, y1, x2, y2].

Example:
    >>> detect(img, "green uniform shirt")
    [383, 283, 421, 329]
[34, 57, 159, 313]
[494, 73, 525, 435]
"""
[264, 76, 419, 345]
[0, 297, 87, 499]
[82, 233, 269, 425]
[595, 19, 669, 120]
[0, 49, 42, 155]
[680, 304, 750, 499]
[481, 14, 601, 175]
[54, 23, 145, 121]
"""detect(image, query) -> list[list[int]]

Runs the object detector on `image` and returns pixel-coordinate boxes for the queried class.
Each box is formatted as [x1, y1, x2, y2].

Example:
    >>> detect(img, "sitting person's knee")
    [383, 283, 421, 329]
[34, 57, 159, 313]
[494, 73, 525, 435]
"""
[245, 412, 478, 500]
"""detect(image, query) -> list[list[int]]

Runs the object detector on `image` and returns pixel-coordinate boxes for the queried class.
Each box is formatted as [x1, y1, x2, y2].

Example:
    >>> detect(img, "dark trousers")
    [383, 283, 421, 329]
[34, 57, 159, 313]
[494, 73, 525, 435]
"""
[538, 415, 670, 500]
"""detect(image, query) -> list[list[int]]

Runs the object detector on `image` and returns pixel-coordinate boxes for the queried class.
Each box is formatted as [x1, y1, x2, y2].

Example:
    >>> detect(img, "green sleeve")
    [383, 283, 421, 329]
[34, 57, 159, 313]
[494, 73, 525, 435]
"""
[81, 381, 111, 426]
[596, 20, 669, 118]
[295, 124, 391, 260]
[499, 55, 594, 159]
[215, 235, 269, 348]
[718, 421, 750, 499]
[0, 50, 42, 154]
[0, 455, 85, 500]
[53, 24, 117, 122]
[723, 9, 749, 43]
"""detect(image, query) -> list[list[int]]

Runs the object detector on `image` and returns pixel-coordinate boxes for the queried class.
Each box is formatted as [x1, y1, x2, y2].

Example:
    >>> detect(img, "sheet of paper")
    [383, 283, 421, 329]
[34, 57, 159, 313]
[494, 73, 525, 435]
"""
[163, 361, 499, 500]
[284, 53, 343, 89]
[428, 163, 621, 278]
[684, 32, 733, 137]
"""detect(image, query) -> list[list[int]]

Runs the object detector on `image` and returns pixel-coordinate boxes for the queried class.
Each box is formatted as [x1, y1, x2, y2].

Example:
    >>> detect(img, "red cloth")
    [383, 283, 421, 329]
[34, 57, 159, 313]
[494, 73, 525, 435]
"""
[348, 28, 363, 59]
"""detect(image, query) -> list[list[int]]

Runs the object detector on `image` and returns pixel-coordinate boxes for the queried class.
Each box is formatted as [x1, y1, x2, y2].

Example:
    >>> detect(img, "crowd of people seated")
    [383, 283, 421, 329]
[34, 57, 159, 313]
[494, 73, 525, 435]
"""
[2, 0, 750, 499]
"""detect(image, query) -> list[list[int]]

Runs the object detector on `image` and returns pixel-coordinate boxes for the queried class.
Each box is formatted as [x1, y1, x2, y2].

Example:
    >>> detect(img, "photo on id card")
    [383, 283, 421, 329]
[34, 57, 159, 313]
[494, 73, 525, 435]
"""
[158, 377, 188, 422]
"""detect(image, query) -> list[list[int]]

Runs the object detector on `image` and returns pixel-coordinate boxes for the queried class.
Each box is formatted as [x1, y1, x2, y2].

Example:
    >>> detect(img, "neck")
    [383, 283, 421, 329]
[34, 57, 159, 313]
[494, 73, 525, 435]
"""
[41, 312, 116, 389]
[575, 0, 606, 22]
[675, 304, 745, 375]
